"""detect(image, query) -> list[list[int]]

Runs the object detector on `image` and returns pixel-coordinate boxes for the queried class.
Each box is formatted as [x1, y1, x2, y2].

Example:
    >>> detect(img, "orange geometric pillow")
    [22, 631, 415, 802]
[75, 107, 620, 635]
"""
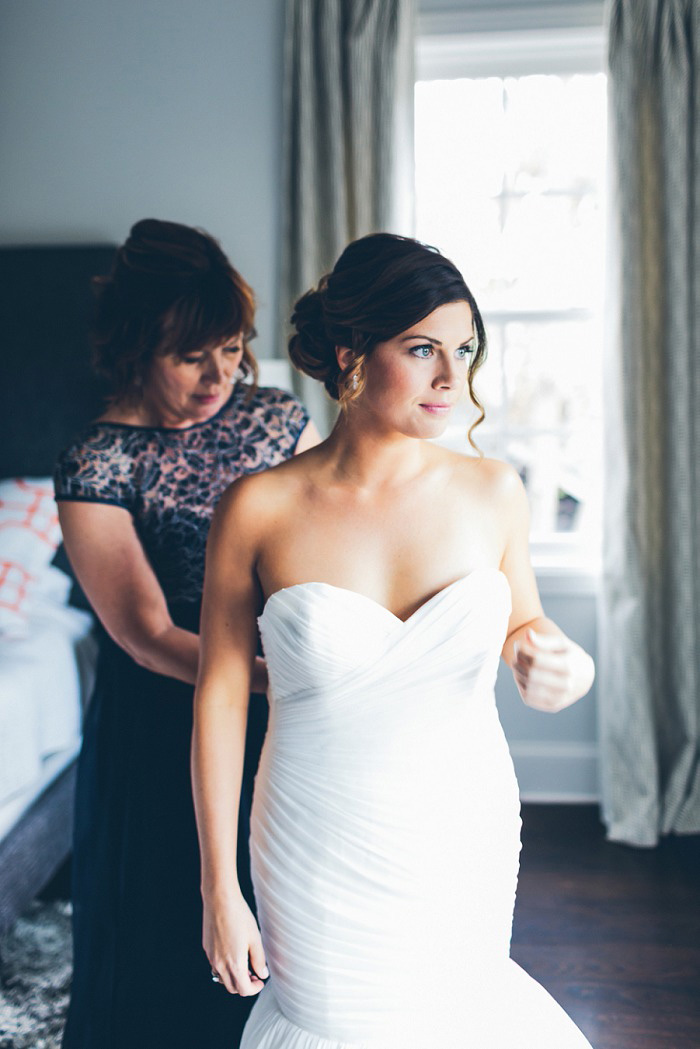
[0, 478, 62, 637]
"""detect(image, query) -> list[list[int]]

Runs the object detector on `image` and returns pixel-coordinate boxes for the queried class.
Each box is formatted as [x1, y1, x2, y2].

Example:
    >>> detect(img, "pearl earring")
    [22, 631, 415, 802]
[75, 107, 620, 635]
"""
[352, 372, 359, 392]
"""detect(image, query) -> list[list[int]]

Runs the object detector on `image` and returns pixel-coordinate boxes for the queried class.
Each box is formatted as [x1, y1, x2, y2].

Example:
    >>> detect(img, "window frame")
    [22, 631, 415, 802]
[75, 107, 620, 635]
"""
[415, 9, 607, 573]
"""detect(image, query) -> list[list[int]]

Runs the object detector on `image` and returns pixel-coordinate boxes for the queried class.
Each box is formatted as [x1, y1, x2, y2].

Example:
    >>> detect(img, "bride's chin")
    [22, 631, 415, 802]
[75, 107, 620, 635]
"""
[411, 413, 453, 439]
[396, 421, 452, 442]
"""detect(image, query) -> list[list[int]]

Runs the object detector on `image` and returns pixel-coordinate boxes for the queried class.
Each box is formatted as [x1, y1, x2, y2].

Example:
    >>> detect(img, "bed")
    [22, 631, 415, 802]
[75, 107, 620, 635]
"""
[0, 245, 116, 936]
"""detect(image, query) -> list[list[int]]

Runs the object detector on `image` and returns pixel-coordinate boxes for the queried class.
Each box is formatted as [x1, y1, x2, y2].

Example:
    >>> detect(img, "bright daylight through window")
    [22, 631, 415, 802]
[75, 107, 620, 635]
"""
[415, 64, 606, 555]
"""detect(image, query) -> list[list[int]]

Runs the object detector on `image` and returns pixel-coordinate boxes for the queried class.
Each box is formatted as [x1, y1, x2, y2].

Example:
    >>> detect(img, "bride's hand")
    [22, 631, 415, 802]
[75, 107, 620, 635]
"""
[203, 891, 269, 997]
[512, 628, 595, 712]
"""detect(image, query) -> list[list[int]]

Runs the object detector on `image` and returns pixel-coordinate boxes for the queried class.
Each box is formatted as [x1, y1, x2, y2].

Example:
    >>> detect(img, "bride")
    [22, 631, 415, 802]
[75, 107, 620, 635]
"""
[191, 233, 596, 1048]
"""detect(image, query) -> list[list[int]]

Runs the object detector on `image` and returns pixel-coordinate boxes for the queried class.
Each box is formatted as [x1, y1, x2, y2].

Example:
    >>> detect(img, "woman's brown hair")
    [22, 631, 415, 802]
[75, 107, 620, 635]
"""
[91, 218, 258, 401]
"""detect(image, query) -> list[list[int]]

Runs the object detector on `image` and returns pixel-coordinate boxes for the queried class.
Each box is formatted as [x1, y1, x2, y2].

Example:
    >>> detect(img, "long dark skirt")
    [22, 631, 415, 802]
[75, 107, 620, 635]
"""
[62, 622, 266, 1049]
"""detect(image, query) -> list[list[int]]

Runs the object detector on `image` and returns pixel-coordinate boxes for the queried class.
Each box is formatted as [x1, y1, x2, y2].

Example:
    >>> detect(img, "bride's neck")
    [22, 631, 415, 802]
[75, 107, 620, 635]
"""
[323, 412, 429, 490]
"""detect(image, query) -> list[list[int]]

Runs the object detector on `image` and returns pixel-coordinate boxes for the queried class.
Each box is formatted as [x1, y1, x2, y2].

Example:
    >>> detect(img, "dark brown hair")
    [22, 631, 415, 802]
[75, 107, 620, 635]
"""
[289, 233, 487, 448]
[91, 218, 258, 400]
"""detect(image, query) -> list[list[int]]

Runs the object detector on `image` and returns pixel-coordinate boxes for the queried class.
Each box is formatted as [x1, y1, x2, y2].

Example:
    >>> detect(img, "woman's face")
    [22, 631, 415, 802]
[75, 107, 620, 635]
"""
[354, 301, 476, 438]
[142, 336, 244, 427]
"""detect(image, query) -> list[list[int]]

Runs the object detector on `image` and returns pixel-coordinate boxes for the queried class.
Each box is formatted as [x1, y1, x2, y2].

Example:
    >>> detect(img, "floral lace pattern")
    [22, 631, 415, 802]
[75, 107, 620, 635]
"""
[54, 385, 310, 606]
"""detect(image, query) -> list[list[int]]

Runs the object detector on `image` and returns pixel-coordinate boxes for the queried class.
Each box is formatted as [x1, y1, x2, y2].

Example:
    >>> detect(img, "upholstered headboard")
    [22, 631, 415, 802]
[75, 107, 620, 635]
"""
[0, 245, 117, 479]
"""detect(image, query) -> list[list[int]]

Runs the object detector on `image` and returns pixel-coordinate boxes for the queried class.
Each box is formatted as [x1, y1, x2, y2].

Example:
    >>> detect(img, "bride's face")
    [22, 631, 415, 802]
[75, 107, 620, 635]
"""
[356, 301, 476, 438]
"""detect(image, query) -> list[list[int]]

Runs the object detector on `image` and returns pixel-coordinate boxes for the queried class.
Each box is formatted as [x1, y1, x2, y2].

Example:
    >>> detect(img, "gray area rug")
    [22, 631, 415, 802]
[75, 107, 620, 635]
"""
[0, 900, 71, 1049]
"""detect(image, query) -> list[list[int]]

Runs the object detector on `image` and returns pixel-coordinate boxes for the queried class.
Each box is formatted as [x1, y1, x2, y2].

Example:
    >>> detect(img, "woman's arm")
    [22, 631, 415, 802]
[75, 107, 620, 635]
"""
[58, 501, 199, 684]
[191, 478, 269, 997]
[58, 501, 268, 692]
[497, 466, 595, 712]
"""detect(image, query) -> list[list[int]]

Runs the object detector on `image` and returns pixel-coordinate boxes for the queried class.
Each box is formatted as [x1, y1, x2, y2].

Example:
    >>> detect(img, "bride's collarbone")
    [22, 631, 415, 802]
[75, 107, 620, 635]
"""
[280, 487, 490, 538]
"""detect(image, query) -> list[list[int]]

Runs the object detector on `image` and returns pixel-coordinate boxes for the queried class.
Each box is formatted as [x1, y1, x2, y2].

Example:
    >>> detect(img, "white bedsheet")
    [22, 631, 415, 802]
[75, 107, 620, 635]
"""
[0, 597, 95, 820]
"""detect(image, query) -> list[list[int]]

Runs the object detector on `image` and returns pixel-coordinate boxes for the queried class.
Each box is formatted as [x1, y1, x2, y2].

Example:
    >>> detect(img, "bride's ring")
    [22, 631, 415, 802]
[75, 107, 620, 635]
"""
[210, 968, 222, 984]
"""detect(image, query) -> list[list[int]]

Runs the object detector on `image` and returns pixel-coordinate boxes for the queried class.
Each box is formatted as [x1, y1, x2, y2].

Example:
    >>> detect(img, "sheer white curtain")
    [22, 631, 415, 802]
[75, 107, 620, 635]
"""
[601, 0, 700, 845]
[280, 0, 416, 434]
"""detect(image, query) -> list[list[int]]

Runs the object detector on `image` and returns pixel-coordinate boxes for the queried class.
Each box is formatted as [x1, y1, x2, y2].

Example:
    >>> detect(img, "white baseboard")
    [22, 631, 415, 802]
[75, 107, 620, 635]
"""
[509, 741, 600, 803]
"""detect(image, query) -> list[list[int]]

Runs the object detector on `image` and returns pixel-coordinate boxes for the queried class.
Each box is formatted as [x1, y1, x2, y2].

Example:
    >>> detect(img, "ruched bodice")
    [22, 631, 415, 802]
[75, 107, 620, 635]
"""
[242, 570, 593, 1049]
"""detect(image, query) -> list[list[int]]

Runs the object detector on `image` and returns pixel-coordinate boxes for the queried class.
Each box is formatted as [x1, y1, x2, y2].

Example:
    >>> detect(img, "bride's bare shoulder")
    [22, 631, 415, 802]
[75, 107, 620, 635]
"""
[438, 448, 526, 508]
[212, 450, 317, 537]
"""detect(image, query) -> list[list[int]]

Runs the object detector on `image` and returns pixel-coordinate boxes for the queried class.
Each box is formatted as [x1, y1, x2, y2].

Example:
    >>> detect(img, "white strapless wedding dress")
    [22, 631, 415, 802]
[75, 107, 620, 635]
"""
[241, 568, 593, 1049]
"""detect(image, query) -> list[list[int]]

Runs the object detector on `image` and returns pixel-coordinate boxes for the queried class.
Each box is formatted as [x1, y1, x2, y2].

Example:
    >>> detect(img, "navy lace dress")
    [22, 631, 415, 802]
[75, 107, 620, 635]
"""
[54, 385, 309, 1049]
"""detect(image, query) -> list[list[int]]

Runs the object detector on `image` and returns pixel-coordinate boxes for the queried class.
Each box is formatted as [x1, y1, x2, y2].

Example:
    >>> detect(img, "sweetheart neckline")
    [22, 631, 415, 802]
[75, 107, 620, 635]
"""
[259, 567, 509, 626]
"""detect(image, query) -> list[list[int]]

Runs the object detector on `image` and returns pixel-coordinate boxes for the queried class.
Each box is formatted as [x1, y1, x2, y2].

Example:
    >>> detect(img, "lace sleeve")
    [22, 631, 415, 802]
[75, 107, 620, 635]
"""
[54, 427, 134, 510]
[283, 391, 311, 450]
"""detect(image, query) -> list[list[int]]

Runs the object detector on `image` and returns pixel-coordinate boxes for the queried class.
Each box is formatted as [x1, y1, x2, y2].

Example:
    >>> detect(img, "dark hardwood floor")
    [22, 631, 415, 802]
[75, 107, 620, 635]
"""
[514, 805, 700, 1049]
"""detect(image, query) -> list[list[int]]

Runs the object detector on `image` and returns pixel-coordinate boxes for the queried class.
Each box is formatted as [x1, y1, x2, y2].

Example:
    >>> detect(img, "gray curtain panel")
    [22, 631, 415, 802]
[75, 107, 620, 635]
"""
[601, 0, 700, 845]
[280, 0, 415, 434]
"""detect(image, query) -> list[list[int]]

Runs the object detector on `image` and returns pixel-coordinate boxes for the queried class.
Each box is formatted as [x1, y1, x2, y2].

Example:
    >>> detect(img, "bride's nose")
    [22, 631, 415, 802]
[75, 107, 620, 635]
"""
[433, 356, 461, 389]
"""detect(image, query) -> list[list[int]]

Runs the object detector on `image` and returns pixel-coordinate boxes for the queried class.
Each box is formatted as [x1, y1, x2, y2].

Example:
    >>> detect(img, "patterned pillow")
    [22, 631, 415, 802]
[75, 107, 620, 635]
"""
[0, 478, 63, 637]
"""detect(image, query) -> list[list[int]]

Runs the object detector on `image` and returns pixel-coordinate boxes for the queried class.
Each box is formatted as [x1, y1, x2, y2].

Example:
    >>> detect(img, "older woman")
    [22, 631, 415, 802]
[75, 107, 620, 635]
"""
[54, 218, 318, 1049]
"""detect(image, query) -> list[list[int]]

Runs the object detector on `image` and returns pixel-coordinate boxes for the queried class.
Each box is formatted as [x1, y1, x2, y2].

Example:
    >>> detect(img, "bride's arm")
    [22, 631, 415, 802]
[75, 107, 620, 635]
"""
[496, 464, 595, 712]
[191, 478, 269, 997]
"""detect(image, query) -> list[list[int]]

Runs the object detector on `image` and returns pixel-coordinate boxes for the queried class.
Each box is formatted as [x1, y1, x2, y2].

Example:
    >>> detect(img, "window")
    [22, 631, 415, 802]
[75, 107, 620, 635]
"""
[415, 19, 606, 563]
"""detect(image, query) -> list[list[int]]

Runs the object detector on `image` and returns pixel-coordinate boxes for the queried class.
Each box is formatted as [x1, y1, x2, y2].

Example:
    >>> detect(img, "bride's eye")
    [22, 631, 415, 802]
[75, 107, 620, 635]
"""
[410, 345, 433, 359]
[455, 343, 476, 360]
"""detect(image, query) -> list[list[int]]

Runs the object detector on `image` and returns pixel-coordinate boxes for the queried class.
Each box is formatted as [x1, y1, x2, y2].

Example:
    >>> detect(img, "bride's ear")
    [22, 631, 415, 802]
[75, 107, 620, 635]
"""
[336, 346, 354, 372]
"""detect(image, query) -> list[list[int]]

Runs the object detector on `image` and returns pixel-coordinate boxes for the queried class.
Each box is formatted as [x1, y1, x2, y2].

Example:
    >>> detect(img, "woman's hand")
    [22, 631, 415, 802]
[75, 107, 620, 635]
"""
[512, 628, 595, 713]
[203, 891, 269, 997]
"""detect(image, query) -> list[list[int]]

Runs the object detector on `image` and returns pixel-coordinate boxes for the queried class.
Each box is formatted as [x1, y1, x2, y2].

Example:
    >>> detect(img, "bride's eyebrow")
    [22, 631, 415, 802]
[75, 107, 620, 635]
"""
[400, 333, 476, 345]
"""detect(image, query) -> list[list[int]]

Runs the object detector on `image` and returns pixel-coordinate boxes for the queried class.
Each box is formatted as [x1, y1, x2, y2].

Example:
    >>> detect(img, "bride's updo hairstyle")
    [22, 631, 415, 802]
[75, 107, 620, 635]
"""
[92, 218, 258, 402]
[289, 233, 487, 445]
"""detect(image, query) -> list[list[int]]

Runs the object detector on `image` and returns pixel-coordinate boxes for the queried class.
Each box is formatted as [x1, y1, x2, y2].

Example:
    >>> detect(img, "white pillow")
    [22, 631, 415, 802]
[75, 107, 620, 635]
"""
[0, 478, 63, 637]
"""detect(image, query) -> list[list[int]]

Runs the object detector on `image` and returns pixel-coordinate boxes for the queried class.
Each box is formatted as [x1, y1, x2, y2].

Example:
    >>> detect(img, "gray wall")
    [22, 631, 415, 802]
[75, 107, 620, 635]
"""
[0, 0, 284, 355]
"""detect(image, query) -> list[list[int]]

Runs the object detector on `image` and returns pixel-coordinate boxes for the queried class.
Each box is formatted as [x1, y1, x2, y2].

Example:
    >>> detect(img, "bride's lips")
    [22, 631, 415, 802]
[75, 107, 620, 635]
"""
[419, 403, 452, 415]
